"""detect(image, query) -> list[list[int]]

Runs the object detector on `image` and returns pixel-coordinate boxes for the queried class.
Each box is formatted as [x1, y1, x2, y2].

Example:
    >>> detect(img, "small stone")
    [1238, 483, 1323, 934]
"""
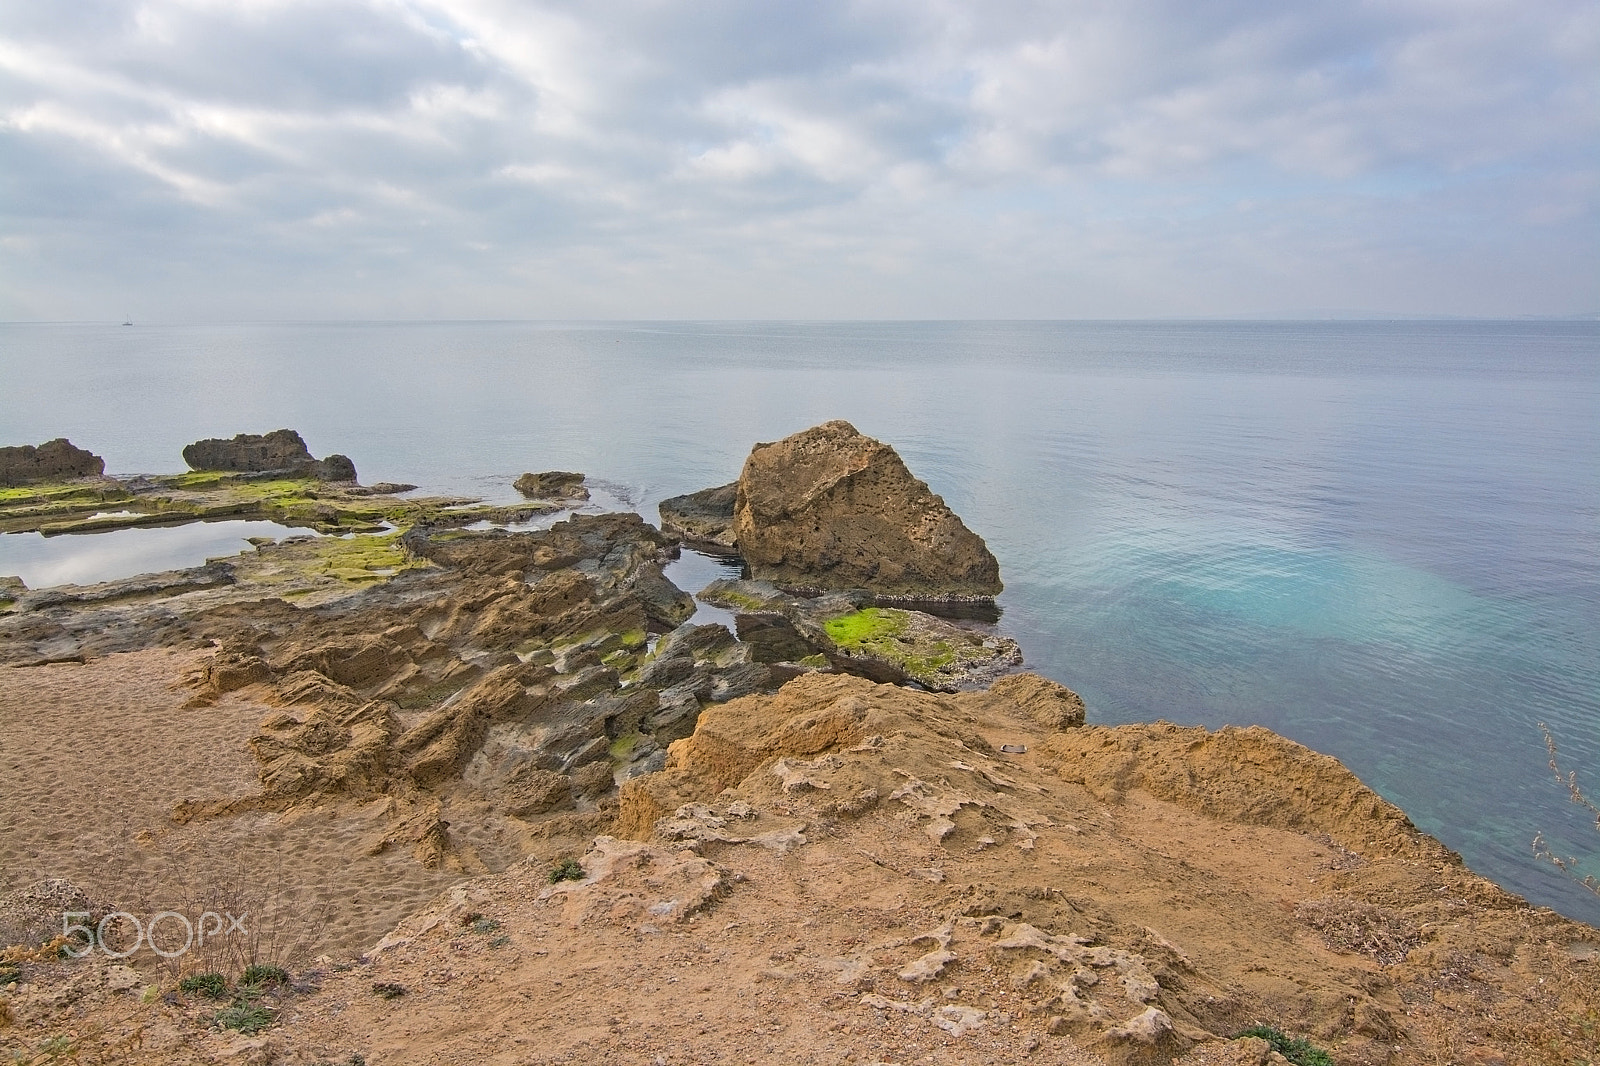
[1046, 1015, 1069, 1036]
[105, 965, 141, 991]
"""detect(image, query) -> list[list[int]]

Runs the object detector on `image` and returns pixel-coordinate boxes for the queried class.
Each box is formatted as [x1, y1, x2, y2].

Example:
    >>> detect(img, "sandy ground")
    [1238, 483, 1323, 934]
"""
[0, 650, 463, 962]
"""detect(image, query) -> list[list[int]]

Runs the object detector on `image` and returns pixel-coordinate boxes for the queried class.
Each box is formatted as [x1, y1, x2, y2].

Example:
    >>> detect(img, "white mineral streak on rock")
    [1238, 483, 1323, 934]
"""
[771, 755, 834, 792]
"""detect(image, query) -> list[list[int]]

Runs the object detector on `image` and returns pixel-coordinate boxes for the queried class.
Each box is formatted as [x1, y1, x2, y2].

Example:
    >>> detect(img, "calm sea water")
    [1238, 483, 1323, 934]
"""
[3, 320, 1597, 925]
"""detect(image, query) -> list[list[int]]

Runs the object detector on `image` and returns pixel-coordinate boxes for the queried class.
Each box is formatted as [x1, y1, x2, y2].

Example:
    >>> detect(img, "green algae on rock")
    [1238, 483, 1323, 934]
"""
[0, 472, 556, 537]
[821, 606, 1022, 691]
[696, 577, 1021, 692]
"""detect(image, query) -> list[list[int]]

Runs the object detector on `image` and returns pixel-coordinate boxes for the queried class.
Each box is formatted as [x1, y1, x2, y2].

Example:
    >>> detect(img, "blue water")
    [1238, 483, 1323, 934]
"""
[2, 320, 1597, 924]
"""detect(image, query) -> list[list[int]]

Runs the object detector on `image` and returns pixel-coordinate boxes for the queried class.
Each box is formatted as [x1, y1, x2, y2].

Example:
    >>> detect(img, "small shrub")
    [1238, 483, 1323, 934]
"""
[241, 964, 290, 986]
[470, 917, 500, 935]
[1237, 1026, 1334, 1066]
[27, 1034, 77, 1061]
[0, 961, 20, 985]
[548, 859, 584, 884]
[179, 972, 229, 999]
[371, 981, 407, 1000]
[214, 1001, 274, 1035]
[488, 935, 511, 948]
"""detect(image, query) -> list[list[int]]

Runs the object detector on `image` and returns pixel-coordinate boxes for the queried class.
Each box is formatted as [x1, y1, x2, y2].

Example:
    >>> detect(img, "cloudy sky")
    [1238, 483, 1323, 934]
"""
[1, 0, 1595, 320]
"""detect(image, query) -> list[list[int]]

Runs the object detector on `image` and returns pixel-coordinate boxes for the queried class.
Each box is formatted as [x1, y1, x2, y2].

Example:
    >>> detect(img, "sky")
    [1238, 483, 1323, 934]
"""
[1, 0, 1595, 321]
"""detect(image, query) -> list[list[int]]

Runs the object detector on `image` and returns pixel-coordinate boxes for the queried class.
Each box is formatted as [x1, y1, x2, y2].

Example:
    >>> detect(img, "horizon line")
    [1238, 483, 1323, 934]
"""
[4, 313, 1598, 327]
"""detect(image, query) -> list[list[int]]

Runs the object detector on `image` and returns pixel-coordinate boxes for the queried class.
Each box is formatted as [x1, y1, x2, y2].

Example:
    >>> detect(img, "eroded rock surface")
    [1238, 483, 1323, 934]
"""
[0, 439, 104, 486]
[730, 420, 1002, 600]
[142, 515, 782, 876]
[182, 428, 356, 481]
[990, 671, 1087, 729]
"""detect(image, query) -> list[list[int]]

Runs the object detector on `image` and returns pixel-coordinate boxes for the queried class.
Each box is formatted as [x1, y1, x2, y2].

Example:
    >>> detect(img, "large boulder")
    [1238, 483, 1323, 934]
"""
[731, 421, 1001, 600]
[0, 439, 104, 486]
[182, 429, 356, 481]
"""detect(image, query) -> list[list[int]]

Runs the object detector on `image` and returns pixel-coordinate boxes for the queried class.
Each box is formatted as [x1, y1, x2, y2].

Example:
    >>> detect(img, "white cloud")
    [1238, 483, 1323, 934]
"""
[0, 0, 1594, 318]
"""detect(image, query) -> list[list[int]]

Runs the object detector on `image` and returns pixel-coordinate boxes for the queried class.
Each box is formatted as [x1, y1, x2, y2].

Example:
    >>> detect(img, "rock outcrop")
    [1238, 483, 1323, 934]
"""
[152, 513, 781, 872]
[514, 471, 589, 501]
[698, 577, 1021, 692]
[989, 671, 1086, 729]
[731, 421, 1001, 600]
[658, 482, 737, 547]
[182, 428, 356, 482]
[0, 439, 104, 486]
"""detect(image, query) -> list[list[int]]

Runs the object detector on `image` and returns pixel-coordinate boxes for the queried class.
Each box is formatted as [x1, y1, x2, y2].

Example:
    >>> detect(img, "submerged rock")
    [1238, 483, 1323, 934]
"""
[731, 420, 1002, 600]
[658, 482, 737, 547]
[0, 438, 104, 486]
[182, 428, 356, 481]
[514, 470, 589, 501]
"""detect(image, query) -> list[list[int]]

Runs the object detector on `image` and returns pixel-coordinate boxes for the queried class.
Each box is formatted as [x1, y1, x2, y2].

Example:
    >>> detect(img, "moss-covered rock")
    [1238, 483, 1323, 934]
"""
[820, 606, 1021, 692]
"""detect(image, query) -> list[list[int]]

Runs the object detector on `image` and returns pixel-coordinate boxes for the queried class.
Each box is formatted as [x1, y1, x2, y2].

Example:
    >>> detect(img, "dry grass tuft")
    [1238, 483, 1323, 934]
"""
[1294, 896, 1421, 964]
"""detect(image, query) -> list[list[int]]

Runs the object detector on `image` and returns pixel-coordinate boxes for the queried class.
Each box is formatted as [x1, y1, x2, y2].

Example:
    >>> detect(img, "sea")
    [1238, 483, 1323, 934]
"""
[2, 319, 1597, 926]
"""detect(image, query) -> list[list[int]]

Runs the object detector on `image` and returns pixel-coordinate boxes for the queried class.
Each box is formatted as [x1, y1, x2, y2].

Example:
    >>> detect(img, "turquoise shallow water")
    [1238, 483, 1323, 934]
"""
[2, 319, 1597, 924]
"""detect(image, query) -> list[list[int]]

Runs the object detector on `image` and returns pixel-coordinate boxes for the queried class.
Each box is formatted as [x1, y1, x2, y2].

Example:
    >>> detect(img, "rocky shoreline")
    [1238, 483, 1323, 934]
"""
[1, 424, 1597, 1065]
[0, 422, 1032, 883]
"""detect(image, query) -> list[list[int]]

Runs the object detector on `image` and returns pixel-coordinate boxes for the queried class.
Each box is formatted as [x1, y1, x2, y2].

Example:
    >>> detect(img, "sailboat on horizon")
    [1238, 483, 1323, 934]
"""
[121, 314, 132, 326]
